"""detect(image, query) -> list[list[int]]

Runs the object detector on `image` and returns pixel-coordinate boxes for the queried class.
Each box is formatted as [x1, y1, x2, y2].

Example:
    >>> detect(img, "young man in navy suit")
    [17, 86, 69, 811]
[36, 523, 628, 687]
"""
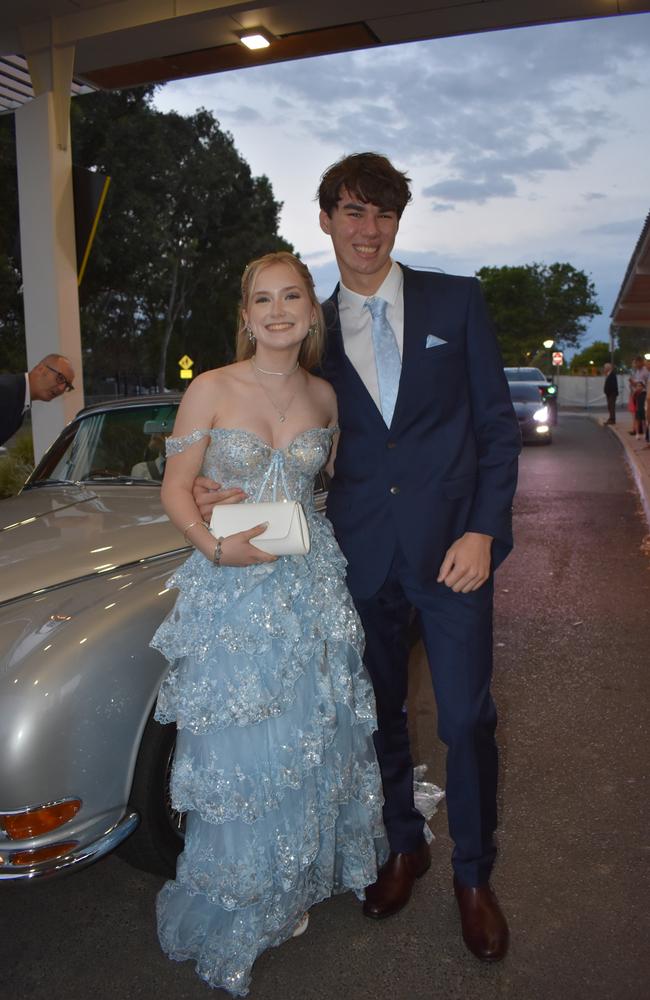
[316, 153, 519, 962]
[195, 153, 520, 962]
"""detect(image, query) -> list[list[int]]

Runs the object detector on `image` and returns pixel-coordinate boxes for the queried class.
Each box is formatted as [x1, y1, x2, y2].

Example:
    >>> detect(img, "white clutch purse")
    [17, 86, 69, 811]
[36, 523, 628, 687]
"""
[209, 500, 310, 555]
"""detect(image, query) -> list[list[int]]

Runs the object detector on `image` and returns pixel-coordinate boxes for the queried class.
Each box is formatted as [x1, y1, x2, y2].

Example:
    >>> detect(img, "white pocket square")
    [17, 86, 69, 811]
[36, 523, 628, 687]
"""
[426, 334, 447, 348]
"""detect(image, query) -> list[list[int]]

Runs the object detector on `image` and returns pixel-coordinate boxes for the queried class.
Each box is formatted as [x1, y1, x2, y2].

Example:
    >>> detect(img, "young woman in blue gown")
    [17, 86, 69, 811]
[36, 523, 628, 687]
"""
[151, 252, 386, 995]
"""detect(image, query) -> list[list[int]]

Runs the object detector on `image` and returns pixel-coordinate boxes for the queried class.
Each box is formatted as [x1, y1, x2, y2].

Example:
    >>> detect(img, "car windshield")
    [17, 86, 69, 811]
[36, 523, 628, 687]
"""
[504, 368, 546, 382]
[509, 384, 544, 403]
[28, 403, 179, 486]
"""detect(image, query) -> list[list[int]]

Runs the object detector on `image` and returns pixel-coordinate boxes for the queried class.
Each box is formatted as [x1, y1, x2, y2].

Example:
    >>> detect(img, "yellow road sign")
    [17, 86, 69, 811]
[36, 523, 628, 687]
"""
[180, 369, 193, 379]
[178, 354, 194, 370]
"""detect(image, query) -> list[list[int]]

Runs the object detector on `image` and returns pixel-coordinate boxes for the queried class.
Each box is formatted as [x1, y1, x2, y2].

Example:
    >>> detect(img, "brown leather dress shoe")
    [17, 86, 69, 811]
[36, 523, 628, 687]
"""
[453, 875, 509, 962]
[363, 838, 430, 919]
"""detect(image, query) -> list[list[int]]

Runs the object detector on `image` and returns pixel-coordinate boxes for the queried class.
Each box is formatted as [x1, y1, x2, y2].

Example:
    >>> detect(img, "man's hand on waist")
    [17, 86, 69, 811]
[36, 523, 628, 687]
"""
[192, 475, 247, 521]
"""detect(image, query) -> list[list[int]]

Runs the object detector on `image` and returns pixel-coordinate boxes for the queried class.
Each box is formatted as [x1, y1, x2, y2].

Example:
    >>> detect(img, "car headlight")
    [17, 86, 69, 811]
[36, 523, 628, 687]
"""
[533, 405, 549, 422]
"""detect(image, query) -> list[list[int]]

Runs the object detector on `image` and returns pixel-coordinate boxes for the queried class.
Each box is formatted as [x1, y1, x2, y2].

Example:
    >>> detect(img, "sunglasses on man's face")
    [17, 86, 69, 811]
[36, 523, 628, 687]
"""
[44, 364, 75, 393]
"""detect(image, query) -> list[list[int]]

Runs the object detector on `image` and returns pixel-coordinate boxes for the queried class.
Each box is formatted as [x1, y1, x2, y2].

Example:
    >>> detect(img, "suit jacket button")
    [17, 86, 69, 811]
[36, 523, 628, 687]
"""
[387, 441, 397, 449]
[390, 485, 400, 495]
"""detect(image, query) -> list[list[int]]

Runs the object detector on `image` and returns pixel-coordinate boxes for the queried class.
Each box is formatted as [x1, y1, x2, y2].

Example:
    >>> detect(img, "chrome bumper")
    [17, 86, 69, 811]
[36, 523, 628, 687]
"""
[0, 811, 139, 881]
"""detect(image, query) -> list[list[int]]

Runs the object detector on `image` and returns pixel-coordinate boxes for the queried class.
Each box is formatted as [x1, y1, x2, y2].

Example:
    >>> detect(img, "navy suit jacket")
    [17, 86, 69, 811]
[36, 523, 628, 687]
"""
[0, 373, 27, 447]
[321, 265, 521, 598]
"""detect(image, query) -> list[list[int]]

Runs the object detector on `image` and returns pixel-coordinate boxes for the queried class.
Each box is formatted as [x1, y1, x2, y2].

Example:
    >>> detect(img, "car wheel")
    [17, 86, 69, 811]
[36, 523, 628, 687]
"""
[117, 712, 184, 877]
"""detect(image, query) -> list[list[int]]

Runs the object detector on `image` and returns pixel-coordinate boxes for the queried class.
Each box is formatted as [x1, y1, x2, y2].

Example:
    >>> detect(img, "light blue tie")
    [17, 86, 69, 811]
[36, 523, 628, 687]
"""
[366, 296, 401, 426]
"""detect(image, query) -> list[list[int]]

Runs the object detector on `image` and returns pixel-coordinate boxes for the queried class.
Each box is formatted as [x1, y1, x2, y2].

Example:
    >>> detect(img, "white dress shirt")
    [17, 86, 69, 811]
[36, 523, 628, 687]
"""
[23, 372, 30, 412]
[338, 260, 404, 413]
[630, 366, 649, 388]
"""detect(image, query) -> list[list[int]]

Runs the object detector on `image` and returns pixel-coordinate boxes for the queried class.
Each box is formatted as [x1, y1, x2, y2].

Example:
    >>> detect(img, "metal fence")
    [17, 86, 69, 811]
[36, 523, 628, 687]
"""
[556, 374, 629, 409]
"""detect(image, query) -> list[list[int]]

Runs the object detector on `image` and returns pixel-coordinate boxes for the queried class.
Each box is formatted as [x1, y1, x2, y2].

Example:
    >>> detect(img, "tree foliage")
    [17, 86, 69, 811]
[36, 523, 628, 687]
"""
[476, 262, 601, 365]
[73, 87, 292, 390]
[569, 340, 619, 372]
[1, 87, 292, 389]
[0, 430, 34, 499]
[615, 326, 650, 367]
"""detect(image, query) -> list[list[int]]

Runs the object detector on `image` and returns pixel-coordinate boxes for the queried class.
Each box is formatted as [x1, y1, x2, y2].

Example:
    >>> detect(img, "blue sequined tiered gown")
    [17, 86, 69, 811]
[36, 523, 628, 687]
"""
[151, 427, 386, 996]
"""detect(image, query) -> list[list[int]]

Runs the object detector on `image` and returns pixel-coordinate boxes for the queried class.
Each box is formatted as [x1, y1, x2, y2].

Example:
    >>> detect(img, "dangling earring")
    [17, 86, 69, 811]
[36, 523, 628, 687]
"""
[308, 323, 317, 337]
[246, 325, 256, 345]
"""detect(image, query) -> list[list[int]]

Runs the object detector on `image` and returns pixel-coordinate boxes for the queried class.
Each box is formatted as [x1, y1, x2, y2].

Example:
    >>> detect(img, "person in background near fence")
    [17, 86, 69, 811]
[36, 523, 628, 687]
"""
[629, 380, 647, 440]
[602, 363, 618, 425]
[627, 357, 648, 438]
[0, 355, 75, 447]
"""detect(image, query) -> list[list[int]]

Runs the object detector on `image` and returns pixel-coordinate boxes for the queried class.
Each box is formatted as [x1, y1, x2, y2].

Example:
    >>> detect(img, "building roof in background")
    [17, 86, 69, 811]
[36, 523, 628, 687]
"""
[611, 212, 650, 329]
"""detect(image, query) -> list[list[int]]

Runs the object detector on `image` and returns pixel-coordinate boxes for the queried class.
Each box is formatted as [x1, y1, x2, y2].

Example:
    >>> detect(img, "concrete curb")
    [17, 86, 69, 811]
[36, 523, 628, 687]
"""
[591, 413, 650, 527]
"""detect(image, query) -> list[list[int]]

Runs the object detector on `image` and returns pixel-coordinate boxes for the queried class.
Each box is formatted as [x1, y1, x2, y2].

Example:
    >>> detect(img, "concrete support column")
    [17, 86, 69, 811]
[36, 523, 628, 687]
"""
[14, 43, 84, 462]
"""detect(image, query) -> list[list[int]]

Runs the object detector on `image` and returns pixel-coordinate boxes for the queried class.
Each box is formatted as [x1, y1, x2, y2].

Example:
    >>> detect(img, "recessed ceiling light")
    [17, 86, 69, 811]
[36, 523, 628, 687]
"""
[237, 28, 274, 50]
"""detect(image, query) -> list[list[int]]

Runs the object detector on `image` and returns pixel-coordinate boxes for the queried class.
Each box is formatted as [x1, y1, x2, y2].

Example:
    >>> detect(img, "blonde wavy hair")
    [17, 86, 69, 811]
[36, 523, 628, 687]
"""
[235, 252, 325, 371]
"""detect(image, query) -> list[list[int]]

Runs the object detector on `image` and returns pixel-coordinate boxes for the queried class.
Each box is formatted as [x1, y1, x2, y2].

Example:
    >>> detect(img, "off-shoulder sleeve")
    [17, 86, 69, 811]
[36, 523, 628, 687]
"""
[165, 428, 211, 456]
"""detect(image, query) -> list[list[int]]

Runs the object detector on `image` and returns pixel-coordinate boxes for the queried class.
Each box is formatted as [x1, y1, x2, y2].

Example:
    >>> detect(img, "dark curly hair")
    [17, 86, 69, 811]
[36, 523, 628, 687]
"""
[317, 152, 412, 218]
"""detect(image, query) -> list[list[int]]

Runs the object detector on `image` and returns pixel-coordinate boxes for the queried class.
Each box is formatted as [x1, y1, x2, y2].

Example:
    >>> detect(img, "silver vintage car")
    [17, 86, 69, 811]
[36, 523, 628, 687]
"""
[0, 395, 328, 881]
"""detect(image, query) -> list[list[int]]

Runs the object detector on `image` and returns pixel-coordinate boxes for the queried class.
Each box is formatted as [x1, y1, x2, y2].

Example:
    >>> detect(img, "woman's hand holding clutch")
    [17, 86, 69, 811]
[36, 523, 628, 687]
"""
[187, 477, 277, 565]
[218, 524, 278, 566]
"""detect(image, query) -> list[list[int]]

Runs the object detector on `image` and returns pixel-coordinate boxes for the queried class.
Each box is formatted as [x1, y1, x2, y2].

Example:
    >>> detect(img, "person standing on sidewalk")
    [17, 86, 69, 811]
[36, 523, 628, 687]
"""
[628, 357, 648, 438]
[603, 363, 618, 425]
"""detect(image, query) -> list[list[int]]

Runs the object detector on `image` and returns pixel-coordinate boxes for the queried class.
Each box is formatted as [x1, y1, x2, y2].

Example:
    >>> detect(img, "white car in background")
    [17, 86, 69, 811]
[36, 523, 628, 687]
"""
[504, 367, 558, 425]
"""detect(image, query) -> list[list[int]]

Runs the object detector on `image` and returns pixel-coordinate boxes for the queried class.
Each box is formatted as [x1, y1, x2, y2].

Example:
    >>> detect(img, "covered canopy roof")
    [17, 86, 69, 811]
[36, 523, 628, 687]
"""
[2, 0, 650, 110]
[0, 53, 91, 113]
[611, 213, 650, 329]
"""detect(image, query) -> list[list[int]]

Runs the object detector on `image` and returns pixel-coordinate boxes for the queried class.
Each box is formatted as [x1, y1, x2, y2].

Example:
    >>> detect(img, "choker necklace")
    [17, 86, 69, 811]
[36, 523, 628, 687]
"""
[251, 356, 300, 377]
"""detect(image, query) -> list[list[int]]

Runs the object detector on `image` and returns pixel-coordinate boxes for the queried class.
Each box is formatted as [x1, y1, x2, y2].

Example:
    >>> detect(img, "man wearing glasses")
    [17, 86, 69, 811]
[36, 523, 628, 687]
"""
[0, 354, 75, 446]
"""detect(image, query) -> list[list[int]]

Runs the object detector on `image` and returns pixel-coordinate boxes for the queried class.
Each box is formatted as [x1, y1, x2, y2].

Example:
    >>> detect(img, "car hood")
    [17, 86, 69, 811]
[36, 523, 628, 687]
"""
[0, 485, 184, 604]
[512, 401, 539, 417]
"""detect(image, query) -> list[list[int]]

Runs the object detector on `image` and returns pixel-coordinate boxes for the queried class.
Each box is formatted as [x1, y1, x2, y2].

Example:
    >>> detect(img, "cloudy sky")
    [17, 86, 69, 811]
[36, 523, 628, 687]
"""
[154, 12, 650, 352]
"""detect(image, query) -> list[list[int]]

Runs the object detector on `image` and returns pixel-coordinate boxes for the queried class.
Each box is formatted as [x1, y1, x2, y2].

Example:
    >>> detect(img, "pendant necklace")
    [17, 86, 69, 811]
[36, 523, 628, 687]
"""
[250, 358, 300, 423]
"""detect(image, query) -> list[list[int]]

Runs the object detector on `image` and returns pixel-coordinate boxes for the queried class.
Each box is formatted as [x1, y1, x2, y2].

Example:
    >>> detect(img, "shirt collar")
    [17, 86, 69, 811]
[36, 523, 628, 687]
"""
[339, 259, 403, 313]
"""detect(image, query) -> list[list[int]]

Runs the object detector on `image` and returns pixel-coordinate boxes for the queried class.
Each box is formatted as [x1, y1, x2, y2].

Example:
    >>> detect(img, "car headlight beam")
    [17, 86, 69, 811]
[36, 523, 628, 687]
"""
[533, 405, 549, 423]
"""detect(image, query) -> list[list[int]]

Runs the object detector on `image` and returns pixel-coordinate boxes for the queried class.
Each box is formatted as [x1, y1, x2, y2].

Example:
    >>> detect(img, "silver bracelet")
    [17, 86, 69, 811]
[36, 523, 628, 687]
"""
[182, 518, 207, 544]
[213, 536, 224, 566]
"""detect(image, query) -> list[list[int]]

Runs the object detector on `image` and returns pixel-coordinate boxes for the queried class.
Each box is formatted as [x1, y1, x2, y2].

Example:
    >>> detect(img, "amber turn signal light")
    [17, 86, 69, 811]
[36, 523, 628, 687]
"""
[9, 841, 78, 866]
[0, 799, 81, 839]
